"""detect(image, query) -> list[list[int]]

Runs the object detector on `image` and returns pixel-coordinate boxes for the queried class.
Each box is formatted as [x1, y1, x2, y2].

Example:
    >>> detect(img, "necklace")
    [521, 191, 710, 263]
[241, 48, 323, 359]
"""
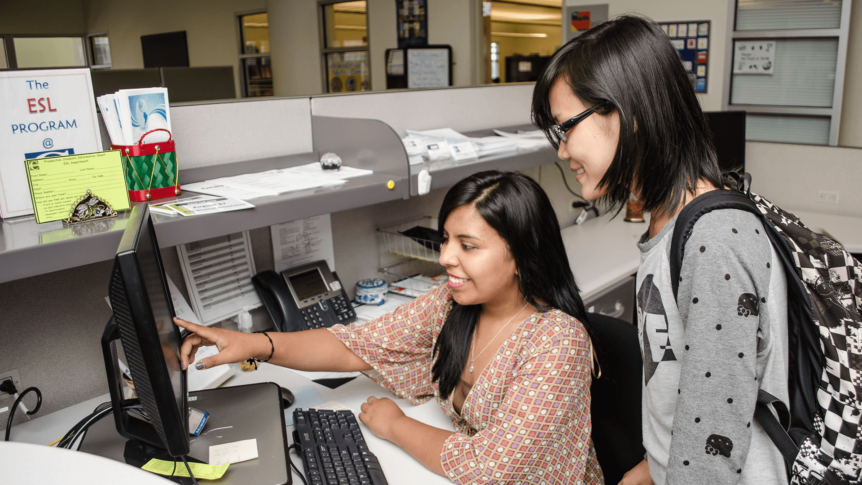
[469, 302, 529, 373]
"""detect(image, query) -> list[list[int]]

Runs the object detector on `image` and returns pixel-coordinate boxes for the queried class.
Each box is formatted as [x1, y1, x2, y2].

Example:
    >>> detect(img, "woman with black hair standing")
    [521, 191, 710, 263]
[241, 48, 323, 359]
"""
[532, 15, 788, 485]
[175, 170, 604, 484]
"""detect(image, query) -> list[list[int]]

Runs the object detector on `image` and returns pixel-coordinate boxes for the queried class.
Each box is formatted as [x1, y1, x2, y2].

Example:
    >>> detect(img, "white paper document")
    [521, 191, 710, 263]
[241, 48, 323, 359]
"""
[284, 162, 373, 180]
[271, 214, 335, 273]
[493, 129, 550, 149]
[116, 87, 172, 145]
[177, 231, 261, 325]
[211, 170, 345, 196]
[182, 181, 278, 200]
[164, 195, 255, 216]
[406, 128, 468, 141]
[209, 439, 258, 466]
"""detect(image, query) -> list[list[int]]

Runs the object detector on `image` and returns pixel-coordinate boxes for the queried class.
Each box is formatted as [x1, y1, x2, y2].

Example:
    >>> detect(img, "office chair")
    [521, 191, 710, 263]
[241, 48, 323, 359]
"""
[587, 313, 645, 484]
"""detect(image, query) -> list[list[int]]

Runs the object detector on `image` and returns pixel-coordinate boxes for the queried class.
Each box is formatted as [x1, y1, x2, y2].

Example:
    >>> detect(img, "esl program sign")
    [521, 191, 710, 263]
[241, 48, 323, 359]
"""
[0, 69, 102, 218]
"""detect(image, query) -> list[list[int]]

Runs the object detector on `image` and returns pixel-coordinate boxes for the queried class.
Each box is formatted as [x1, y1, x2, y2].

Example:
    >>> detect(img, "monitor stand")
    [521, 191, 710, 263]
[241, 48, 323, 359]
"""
[79, 383, 291, 485]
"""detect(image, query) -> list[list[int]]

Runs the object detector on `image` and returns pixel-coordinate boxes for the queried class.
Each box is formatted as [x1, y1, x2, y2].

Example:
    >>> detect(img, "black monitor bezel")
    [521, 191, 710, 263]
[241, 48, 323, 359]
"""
[112, 204, 189, 457]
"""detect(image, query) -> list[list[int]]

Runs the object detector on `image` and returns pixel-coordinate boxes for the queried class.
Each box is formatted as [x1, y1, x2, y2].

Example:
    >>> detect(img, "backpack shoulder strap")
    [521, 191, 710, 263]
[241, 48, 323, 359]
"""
[669, 189, 761, 301]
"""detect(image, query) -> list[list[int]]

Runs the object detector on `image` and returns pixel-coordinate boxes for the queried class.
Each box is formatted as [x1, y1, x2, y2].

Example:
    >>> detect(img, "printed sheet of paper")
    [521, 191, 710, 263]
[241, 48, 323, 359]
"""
[271, 214, 335, 273]
[181, 181, 277, 200]
[24, 150, 129, 223]
[166, 195, 255, 216]
[284, 162, 373, 180]
[177, 231, 261, 325]
[211, 170, 345, 195]
[209, 439, 259, 466]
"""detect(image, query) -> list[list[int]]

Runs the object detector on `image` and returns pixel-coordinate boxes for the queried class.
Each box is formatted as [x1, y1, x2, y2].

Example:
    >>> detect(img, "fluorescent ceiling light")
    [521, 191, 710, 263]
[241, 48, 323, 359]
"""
[491, 32, 548, 38]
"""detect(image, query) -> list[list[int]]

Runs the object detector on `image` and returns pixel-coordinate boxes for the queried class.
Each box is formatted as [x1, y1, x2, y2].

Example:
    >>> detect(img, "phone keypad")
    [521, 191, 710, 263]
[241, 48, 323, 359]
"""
[297, 295, 355, 330]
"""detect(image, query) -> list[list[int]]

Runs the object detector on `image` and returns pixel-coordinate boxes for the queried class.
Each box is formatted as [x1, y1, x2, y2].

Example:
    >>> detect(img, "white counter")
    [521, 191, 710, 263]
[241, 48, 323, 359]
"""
[8, 363, 453, 484]
[562, 212, 646, 301]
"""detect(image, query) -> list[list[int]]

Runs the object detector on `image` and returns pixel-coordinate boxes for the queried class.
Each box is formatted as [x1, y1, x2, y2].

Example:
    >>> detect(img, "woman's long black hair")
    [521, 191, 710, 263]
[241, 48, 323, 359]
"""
[431, 170, 594, 399]
[531, 15, 723, 216]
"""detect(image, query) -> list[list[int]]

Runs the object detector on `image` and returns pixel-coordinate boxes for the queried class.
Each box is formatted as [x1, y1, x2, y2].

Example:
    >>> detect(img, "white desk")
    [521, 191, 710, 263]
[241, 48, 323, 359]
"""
[561, 210, 862, 302]
[8, 363, 454, 484]
[562, 212, 647, 301]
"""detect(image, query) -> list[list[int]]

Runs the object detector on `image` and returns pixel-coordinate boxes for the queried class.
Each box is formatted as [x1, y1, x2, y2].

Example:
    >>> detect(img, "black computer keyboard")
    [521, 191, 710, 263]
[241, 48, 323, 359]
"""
[292, 408, 388, 485]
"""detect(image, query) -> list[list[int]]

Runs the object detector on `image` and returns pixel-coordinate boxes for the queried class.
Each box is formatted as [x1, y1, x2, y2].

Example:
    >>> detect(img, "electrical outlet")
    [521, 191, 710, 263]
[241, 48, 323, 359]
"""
[818, 190, 839, 204]
[0, 369, 23, 401]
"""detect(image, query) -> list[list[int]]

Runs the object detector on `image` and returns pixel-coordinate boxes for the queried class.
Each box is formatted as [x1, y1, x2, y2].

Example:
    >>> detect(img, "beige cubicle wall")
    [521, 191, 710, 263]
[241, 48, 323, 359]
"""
[170, 97, 313, 169]
[311, 83, 536, 136]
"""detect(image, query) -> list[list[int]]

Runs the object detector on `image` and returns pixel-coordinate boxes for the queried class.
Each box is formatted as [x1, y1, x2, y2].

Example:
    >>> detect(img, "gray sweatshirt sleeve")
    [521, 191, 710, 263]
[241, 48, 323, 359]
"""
[665, 209, 774, 484]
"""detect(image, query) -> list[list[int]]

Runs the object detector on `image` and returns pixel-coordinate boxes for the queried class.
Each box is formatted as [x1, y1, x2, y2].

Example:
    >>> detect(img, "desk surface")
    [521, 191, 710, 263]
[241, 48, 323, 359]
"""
[9, 363, 454, 484]
[562, 212, 647, 301]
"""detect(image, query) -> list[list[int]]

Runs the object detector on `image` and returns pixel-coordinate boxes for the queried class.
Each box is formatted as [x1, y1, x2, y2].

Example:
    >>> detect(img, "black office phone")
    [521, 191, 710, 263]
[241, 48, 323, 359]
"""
[252, 260, 355, 333]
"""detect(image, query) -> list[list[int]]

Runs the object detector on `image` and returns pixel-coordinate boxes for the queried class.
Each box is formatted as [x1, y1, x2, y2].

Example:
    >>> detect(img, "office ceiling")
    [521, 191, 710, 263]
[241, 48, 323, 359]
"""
[491, 1, 562, 26]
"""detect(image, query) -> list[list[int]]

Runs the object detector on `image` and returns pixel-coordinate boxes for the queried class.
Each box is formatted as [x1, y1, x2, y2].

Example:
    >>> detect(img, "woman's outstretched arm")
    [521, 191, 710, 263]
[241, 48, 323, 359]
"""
[175, 318, 371, 372]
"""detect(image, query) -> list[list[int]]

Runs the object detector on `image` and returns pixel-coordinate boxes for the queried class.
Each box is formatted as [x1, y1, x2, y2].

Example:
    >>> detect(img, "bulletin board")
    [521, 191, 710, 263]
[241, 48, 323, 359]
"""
[385, 45, 452, 90]
[658, 20, 711, 93]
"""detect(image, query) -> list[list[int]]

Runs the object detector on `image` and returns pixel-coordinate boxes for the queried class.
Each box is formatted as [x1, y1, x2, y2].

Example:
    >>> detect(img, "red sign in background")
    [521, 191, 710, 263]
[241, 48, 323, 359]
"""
[571, 11, 591, 31]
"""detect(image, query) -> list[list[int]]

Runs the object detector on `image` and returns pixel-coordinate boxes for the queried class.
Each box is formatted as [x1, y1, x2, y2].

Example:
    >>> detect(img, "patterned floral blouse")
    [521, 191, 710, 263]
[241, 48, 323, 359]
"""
[328, 286, 604, 484]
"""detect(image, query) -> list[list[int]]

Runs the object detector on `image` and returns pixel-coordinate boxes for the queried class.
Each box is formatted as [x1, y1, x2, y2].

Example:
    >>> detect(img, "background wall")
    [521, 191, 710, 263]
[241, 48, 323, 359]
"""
[268, 0, 324, 97]
[428, 0, 485, 87]
[564, 0, 729, 112]
[0, 0, 86, 34]
[84, 0, 265, 99]
[839, 0, 862, 148]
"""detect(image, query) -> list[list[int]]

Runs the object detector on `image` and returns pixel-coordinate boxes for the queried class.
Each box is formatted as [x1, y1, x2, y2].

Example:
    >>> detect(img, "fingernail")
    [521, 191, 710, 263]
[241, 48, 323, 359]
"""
[195, 362, 204, 370]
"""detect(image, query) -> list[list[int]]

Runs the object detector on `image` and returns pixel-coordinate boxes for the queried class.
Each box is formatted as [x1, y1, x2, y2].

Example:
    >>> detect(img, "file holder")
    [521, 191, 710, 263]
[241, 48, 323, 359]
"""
[113, 128, 181, 202]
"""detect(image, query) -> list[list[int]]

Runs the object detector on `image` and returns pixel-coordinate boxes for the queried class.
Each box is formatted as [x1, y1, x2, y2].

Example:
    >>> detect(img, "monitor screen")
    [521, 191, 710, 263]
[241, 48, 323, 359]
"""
[136, 211, 184, 414]
[109, 204, 188, 456]
[705, 111, 746, 174]
[141, 31, 190, 68]
[289, 269, 328, 301]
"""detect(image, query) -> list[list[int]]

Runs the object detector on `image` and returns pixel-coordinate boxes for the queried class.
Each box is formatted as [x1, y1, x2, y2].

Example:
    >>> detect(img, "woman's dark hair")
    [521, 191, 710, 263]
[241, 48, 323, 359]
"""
[431, 170, 594, 399]
[532, 15, 722, 215]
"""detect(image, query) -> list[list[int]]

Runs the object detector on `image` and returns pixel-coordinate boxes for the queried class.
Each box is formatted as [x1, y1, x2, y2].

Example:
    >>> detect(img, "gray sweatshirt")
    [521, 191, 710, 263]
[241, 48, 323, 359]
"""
[636, 209, 789, 484]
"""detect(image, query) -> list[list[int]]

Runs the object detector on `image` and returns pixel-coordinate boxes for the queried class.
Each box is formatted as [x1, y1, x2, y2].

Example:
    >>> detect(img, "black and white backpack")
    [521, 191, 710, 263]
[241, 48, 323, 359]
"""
[669, 173, 862, 485]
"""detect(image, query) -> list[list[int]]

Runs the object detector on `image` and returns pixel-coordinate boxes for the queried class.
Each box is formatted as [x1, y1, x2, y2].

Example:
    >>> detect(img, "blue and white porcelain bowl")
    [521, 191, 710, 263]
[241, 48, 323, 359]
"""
[355, 278, 387, 306]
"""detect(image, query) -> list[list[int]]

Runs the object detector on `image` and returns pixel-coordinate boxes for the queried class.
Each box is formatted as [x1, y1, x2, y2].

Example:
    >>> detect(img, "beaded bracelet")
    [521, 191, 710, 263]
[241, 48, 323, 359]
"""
[258, 331, 274, 363]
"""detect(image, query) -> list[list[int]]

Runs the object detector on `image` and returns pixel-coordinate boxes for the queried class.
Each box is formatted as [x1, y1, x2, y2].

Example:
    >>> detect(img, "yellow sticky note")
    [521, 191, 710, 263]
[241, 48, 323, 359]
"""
[141, 458, 230, 480]
[24, 150, 130, 224]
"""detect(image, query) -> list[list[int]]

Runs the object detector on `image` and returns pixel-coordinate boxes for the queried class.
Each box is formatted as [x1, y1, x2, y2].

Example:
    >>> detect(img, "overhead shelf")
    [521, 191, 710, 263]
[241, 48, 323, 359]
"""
[0, 116, 409, 284]
[0, 116, 556, 284]
[407, 124, 557, 196]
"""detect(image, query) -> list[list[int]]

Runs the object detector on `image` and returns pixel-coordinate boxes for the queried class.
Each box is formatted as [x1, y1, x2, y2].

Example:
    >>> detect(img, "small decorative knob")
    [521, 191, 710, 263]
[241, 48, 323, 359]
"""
[386, 180, 395, 190]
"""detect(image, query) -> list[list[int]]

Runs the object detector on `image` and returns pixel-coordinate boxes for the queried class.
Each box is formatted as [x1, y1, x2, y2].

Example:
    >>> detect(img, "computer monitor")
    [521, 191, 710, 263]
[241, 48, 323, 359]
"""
[103, 204, 189, 457]
[705, 110, 746, 174]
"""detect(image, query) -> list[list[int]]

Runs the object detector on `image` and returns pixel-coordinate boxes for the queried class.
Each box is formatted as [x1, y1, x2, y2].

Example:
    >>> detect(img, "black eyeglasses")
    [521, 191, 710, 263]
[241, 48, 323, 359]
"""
[550, 103, 607, 146]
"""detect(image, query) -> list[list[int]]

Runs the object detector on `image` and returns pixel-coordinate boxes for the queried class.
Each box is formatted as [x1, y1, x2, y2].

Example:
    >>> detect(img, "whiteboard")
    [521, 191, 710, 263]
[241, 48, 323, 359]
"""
[407, 48, 450, 89]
